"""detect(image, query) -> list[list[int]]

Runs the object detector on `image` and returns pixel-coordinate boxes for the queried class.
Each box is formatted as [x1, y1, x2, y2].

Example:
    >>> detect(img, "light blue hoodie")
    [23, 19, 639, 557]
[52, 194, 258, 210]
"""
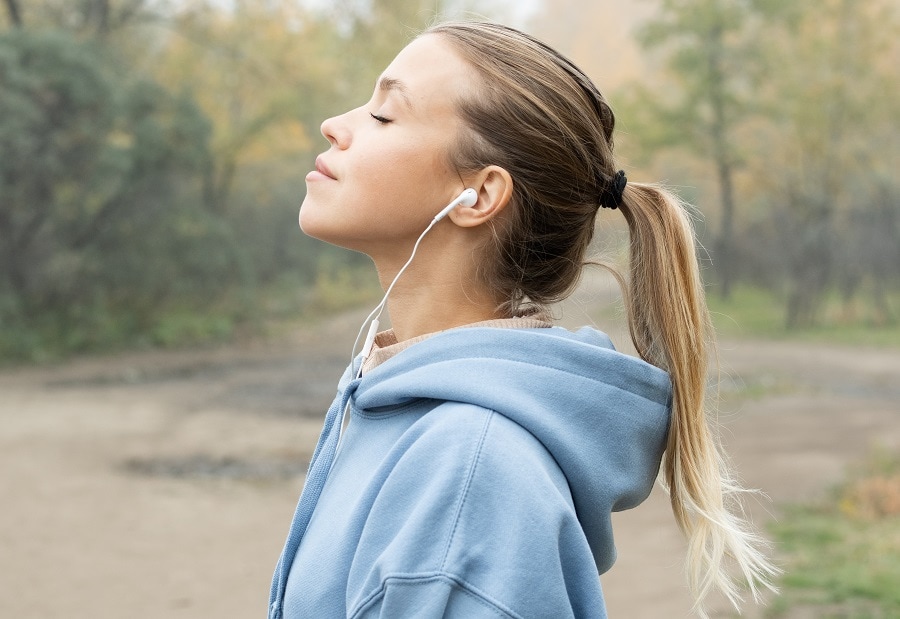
[268, 326, 671, 619]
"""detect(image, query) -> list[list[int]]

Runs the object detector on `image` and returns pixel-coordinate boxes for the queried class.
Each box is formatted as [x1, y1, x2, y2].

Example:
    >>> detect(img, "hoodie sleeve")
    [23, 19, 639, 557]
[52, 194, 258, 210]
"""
[345, 402, 608, 619]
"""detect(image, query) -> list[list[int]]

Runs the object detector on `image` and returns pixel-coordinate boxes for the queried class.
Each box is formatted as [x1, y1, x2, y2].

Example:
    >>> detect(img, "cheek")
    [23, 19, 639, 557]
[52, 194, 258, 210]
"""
[354, 150, 404, 197]
[366, 149, 453, 214]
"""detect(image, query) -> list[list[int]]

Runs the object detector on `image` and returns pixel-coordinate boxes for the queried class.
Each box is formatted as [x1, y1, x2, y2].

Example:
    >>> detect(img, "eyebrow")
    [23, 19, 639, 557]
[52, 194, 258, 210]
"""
[378, 76, 413, 110]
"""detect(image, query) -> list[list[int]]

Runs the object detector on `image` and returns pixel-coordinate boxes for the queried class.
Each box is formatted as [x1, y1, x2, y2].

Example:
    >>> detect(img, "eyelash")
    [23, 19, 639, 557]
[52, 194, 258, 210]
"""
[370, 113, 391, 125]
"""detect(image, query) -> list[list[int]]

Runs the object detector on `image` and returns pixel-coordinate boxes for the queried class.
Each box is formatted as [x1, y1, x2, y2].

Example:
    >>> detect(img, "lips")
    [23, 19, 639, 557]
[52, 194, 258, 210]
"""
[315, 156, 337, 180]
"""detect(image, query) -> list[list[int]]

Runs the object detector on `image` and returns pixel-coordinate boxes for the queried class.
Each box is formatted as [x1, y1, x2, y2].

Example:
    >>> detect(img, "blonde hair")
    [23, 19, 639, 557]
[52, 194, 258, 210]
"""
[427, 21, 779, 616]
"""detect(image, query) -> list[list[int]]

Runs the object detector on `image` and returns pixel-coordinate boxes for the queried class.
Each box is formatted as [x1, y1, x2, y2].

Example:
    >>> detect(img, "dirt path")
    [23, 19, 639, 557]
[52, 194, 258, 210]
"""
[2, 284, 899, 618]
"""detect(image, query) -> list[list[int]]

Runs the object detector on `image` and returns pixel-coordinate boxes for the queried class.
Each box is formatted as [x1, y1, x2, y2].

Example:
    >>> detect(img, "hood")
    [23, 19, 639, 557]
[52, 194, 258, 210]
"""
[351, 325, 671, 573]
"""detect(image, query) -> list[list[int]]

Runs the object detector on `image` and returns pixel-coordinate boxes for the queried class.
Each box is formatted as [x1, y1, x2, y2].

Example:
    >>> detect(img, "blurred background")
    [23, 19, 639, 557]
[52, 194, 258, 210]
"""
[1, 0, 898, 356]
[1, 0, 898, 617]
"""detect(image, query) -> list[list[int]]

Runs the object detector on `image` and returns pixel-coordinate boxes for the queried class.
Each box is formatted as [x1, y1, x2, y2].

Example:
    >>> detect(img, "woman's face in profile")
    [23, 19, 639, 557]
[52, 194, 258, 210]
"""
[299, 35, 473, 263]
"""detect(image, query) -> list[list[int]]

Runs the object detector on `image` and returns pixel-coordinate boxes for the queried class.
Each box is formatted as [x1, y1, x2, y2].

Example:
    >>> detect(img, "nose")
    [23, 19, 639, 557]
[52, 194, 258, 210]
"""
[320, 111, 351, 149]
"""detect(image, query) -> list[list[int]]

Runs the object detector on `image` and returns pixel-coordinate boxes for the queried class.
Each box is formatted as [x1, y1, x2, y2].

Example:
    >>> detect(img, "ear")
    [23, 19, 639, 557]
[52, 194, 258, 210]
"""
[448, 165, 513, 228]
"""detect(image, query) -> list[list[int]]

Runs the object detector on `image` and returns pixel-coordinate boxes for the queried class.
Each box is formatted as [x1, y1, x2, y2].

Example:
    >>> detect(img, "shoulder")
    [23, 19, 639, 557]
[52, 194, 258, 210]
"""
[421, 403, 578, 539]
[403, 402, 569, 497]
[348, 402, 576, 551]
[373, 401, 583, 566]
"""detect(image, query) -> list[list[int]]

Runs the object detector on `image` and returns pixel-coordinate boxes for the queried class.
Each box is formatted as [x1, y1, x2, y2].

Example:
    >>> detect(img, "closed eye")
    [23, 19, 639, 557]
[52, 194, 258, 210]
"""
[370, 112, 392, 125]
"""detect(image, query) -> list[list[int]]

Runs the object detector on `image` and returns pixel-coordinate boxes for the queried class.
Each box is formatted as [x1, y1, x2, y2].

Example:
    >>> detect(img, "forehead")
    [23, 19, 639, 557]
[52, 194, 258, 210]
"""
[378, 35, 471, 116]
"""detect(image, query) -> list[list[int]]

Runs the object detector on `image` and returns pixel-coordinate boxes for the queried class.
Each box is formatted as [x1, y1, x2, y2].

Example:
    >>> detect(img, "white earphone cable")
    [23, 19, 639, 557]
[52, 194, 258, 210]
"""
[349, 215, 441, 371]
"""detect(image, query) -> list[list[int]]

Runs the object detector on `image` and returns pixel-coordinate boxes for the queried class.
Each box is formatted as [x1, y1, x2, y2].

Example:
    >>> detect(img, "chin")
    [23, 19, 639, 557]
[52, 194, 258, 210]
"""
[298, 215, 361, 254]
[298, 218, 334, 245]
[298, 202, 387, 256]
[298, 201, 330, 240]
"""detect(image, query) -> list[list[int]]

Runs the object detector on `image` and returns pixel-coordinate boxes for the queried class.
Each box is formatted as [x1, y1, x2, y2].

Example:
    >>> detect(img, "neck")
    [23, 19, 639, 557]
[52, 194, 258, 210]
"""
[372, 233, 504, 343]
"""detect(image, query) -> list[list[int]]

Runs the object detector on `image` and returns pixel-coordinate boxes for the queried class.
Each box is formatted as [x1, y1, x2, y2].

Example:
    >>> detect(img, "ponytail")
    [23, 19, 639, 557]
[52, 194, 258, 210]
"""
[616, 182, 779, 616]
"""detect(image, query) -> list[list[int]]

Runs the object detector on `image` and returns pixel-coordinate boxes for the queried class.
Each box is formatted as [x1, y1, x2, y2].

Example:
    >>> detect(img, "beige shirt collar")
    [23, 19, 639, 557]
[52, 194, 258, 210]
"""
[361, 316, 553, 375]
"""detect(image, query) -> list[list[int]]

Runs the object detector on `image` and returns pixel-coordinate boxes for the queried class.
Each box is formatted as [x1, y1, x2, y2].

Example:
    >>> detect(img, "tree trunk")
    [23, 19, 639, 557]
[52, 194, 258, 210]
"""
[713, 151, 736, 300]
[707, 20, 736, 300]
[4, 0, 22, 27]
[94, 0, 110, 36]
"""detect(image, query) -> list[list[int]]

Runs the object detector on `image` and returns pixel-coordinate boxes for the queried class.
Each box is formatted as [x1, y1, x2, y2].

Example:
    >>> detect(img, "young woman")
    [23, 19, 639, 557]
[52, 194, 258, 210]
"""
[268, 21, 777, 619]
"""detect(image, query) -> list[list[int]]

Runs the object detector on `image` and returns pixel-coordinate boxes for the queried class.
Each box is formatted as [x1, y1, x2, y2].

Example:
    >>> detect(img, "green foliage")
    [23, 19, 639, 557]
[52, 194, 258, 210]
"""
[707, 285, 785, 337]
[0, 28, 244, 360]
[769, 450, 900, 617]
[0, 7, 385, 363]
[308, 252, 381, 315]
[149, 310, 235, 349]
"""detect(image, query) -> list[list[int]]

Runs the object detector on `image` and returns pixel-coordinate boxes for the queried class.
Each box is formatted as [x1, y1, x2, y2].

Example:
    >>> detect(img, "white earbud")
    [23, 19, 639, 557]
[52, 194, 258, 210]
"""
[458, 187, 478, 206]
[433, 188, 478, 222]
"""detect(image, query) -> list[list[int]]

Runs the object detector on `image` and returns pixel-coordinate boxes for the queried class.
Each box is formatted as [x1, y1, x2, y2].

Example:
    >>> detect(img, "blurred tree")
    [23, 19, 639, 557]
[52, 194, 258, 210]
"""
[0, 29, 220, 353]
[750, 0, 899, 327]
[155, 1, 342, 215]
[145, 0, 367, 307]
[629, 0, 761, 300]
[839, 185, 900, 325]
[2, 0, 156, 36]
[625, 0, 898, 328]
[325, 0, 450, 102]
[3, 0, 22, 27]
[324, 0, 522, 100]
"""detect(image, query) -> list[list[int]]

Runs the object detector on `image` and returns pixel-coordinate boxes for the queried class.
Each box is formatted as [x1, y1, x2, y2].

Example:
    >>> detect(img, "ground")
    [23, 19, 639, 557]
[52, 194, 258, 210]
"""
[2, 276, 898, 618]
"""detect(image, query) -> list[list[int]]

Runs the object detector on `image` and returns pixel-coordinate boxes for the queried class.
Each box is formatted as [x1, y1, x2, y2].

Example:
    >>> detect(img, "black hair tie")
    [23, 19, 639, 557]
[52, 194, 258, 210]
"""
[598, 170, 627, 210]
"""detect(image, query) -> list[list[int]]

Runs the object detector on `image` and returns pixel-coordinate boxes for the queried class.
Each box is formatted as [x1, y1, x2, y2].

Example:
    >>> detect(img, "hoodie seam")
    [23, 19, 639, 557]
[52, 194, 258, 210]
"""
[455, 357, 667, 406]
[348, 572, 522, 619]
[357, 357, 668, 409]
[502, 357, 667, 405]
[439, 410, 493, 572]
